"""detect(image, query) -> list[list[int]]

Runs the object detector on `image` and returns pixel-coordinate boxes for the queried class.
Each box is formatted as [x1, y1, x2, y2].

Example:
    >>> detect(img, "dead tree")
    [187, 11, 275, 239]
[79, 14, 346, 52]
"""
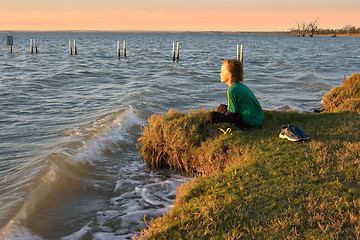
[301, 22, 307, 36]
[308, 18, 319, 37]
[295, 21, 302, 37]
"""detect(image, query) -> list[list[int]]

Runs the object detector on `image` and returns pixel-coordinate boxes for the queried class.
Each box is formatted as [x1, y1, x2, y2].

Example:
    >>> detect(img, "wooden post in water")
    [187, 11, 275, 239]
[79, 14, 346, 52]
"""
[237, 44, 239, 61]
[69, 40, 72, 55]
[176, 42, 179, 61]
[123, 40, 126, 58]
[30, 39, 33, 53]
[237, 44, 243, 62]
[240, 44, 243, 62]
[34, 39, 38, 53]
[117, 40, 120, 59]
[7, 35, 13, 53]
[172, 42, 175, 62]
[73, 39, 77, 55]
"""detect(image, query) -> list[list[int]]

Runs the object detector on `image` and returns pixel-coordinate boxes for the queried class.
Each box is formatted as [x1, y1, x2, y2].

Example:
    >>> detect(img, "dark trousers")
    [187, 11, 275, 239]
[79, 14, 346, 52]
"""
[206, 104, 252, 128]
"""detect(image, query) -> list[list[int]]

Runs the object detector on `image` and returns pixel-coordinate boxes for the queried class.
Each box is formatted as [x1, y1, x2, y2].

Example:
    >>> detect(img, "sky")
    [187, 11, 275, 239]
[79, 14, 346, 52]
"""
[1, 0, 359, 31]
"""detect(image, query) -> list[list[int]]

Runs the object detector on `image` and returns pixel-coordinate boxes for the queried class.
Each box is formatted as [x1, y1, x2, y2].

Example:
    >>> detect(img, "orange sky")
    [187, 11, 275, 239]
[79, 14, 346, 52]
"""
[1, 0, 359, 31]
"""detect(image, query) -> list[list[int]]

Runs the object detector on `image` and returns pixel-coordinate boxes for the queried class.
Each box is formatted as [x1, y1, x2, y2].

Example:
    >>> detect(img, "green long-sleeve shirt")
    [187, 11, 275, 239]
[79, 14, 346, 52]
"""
[227, 81, 264, 126]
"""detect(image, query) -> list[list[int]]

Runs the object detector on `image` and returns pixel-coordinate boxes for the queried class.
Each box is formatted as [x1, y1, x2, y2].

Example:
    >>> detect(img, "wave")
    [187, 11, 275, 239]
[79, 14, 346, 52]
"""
[0, 107, 142, 239]
[62, 107, 142, 165]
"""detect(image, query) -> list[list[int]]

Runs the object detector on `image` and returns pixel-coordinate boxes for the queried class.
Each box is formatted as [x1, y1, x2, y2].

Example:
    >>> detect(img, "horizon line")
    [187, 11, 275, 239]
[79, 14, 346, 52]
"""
[0, 29, 291, 34]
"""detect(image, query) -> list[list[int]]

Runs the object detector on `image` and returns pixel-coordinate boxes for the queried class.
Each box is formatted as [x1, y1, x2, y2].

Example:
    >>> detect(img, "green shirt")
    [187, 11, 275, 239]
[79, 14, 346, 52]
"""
[227, 81, 264, 126]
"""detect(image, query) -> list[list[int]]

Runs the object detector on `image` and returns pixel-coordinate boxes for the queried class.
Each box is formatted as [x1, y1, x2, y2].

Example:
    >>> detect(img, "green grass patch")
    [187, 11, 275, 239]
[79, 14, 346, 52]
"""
[136, 108, 360, 239]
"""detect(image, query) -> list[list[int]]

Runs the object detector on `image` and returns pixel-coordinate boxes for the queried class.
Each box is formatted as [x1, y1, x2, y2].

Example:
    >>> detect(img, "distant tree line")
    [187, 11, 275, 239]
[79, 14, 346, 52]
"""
[289, 19, 360, 37]
[316, 25, 360, 36]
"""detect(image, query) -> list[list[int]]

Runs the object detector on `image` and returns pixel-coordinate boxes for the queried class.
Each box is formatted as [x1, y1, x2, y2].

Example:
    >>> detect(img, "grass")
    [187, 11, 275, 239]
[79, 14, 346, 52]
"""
[322, 73, 360, 113]
[135, 74, 360, 239]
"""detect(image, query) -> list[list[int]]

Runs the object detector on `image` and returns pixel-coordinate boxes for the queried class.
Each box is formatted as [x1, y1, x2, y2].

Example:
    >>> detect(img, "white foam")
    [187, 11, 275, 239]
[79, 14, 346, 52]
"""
[64, 160, 191, 239]
[96, 210, 121, 226]
[139, 180, 180, 206]
[119, 210, 164, 229]
[114, 179, 141, 191]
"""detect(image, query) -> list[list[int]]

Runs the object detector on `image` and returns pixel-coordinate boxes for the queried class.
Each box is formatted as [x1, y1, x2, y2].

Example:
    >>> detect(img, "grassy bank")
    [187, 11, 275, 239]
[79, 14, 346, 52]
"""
[135, 74, 360, 239]
[322, 74, 360, 113]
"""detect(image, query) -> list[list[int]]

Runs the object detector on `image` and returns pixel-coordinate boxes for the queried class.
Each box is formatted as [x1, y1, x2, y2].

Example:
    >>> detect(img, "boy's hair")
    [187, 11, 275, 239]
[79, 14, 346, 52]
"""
[223, 59, 244, 82]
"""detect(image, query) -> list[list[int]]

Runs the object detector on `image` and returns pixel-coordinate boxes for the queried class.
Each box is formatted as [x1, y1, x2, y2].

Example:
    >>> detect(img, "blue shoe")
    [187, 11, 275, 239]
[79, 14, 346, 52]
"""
[293, 126, 310, 140]
[279, 126, 301, 141]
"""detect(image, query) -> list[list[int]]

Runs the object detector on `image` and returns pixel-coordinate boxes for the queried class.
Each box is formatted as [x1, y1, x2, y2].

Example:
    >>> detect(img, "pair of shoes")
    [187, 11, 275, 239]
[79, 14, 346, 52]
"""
[279, 126, 301, 141]
[279, 125, 310, 141]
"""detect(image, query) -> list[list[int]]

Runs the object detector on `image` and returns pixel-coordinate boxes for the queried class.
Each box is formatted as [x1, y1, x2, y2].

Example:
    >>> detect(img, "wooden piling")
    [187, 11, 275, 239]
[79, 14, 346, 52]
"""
[7, 35, 13, 53]
[30, 39, 33, 53]
[237, 44, 239, 61]
[176, 42, 179, 61]
[73, 39, 77, 55]
[34, 39, 38, 53]
[237, 44, 243, 62]
[117, 40, 120, 59]
[172, 42, 175, 62]
[240, 44, 243, 63]
[123, 40, 126, 58]
[69, 40, 72, 55]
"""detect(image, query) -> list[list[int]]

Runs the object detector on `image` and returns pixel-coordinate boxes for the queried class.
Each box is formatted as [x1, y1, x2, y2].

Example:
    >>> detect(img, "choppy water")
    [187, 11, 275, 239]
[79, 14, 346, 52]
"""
[0, 32, 359, 239]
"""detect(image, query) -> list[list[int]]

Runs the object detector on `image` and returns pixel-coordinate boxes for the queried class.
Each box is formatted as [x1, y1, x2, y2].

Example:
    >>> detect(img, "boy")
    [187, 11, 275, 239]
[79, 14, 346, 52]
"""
[206, 59, 264, 128]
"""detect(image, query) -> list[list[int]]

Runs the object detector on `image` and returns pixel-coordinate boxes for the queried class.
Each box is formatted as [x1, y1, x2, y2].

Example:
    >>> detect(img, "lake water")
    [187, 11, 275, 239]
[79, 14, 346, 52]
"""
[0, 32, 359, 239]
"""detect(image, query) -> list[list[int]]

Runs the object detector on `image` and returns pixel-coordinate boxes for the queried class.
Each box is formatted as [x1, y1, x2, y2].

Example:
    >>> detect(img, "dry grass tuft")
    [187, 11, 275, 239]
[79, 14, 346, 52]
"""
[138, 108, 250, 175]
[322, 73, 360, 112]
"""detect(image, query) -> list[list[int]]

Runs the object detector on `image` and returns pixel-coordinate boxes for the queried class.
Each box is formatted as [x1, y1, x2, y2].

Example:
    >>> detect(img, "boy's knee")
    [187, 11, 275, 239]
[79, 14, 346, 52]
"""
[206, 112, 215, 123]
[217, 104, 227, 114]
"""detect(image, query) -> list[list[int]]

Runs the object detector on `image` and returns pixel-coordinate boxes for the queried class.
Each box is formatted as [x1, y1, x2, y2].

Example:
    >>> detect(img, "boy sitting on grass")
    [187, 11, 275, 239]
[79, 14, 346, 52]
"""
[206, 59, 264, 128]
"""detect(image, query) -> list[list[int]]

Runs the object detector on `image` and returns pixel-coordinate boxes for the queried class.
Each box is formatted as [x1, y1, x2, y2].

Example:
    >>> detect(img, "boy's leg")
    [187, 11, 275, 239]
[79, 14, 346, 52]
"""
[207, 111, 252, 128]
[206, 111, 237, 124]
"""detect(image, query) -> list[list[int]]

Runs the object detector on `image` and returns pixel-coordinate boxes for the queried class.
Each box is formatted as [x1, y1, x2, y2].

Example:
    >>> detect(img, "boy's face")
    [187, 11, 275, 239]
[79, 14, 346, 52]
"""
[220, 63, 231, 83]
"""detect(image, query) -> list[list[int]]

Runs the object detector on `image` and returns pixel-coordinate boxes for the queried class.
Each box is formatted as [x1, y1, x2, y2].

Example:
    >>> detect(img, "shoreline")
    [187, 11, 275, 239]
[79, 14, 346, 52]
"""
[1, 30, 359, 38]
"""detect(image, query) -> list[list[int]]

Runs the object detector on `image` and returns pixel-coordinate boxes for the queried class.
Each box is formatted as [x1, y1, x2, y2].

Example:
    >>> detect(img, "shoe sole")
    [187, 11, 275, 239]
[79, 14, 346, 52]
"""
[279, 133, 301, 142]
